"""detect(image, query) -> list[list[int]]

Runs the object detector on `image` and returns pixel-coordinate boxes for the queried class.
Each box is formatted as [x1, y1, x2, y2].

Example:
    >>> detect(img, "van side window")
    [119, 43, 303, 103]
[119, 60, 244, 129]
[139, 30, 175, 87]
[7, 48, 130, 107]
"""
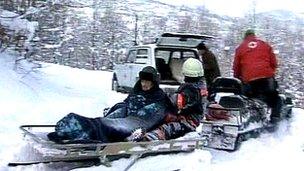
[127, 50, 136, 63]
[137, 49, 148, 56]
[135, 49, 148, 64]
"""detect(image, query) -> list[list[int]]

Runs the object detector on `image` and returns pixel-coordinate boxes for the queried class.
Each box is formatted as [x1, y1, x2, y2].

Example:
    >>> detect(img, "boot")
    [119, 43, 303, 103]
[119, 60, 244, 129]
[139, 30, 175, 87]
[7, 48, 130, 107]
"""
[269, 97, 282, 125]
[270, 116, 280, 125]
[266, 116, 280, 132]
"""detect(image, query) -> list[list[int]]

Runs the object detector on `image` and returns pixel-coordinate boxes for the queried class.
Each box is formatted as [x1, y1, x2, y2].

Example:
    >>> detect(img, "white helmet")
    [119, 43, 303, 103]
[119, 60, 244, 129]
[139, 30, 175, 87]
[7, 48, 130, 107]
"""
[182, 58, 204, 77]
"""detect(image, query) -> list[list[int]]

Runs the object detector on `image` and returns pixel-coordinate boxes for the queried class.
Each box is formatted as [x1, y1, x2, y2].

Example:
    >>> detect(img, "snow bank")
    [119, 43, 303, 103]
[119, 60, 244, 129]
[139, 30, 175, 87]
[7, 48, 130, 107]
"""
[0, 52, 127, 170]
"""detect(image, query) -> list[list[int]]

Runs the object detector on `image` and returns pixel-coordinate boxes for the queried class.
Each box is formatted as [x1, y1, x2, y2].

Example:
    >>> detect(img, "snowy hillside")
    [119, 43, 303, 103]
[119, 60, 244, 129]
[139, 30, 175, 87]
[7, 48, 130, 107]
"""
[0, 52, 304, 171]
[1, 1, 304, 170]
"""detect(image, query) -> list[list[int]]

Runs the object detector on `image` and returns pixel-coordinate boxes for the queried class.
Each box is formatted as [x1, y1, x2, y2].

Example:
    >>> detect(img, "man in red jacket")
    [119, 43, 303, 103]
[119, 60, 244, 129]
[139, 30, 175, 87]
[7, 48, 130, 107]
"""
[233, 29, 281, 124]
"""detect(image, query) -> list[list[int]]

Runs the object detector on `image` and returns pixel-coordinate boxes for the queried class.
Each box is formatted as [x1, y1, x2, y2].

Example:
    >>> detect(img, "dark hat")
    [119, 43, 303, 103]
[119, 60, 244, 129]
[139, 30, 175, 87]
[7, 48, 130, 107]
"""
[244, 29, 255, 38]
[139, 66, 158, 82]
[196, 42, 207, 50]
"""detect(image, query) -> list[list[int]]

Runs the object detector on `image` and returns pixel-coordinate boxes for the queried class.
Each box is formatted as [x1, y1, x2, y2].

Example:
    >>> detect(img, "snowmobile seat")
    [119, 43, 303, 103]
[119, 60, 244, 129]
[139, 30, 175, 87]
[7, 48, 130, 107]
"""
[211, 77, 243, 95]
[219, 95, 245, 109]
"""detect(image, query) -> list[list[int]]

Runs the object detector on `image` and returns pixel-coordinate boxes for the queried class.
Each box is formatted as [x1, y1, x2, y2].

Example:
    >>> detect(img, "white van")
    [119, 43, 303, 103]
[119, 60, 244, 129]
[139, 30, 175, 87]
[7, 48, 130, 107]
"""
[112, 32, 214, 94]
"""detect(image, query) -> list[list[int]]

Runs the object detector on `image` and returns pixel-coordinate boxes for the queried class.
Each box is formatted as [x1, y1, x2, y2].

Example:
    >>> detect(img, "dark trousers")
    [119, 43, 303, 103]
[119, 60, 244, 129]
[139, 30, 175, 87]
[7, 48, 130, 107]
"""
[244, 77, 282, 119]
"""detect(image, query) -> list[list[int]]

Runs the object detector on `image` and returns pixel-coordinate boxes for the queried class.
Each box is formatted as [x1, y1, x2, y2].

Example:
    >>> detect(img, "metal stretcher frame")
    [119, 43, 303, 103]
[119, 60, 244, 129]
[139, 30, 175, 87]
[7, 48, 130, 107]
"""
[14, 125, 207, 167]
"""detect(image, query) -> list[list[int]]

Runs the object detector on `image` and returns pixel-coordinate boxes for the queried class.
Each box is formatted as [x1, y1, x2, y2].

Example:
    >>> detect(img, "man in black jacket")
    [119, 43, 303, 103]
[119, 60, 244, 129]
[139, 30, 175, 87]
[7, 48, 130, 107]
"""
[197, 42, 221, 91]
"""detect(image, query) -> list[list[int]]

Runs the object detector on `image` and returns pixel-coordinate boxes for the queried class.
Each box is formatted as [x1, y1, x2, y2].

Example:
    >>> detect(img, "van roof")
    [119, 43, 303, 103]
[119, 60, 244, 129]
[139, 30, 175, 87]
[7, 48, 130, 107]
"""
[132, 32, 215, 49]
[156, 32, 214, 48]
[130, 44, 198, 50]
[161, 32, 215, 39]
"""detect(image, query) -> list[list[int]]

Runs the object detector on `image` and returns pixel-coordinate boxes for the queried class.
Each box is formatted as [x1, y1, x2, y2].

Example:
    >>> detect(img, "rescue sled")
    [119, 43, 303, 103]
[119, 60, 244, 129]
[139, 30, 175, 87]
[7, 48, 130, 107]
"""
[8, 125, 206, 169]
[200, 77, 293, 151]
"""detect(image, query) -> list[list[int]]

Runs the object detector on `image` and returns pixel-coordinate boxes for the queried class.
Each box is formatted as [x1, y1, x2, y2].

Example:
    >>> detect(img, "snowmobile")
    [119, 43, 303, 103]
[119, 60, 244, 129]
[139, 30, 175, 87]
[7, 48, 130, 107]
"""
[200, 77, 293, 151]
[8, 77, 293, 169]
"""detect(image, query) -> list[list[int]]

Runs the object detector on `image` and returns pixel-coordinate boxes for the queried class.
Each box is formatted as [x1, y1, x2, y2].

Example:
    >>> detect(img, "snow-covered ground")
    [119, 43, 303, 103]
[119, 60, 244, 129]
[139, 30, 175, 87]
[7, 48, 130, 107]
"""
[1, 7, 304, 171]
[0, 52, 304, 171]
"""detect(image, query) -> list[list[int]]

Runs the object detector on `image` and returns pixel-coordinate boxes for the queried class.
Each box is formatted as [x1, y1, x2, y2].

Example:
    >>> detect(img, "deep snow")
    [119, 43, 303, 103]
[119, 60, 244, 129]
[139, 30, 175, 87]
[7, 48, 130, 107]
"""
[1, 6, 304, 171]
[0, 52, 304, 171]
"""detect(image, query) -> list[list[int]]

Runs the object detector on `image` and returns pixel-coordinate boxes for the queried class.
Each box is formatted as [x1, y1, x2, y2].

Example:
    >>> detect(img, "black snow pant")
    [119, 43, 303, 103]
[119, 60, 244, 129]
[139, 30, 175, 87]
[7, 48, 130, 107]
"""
[244, 77, 282, 120]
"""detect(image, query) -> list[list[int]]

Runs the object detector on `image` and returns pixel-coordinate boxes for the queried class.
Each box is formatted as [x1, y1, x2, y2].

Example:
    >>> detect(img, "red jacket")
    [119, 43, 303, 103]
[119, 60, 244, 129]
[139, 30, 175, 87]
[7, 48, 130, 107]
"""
[233, 35, 277, 83]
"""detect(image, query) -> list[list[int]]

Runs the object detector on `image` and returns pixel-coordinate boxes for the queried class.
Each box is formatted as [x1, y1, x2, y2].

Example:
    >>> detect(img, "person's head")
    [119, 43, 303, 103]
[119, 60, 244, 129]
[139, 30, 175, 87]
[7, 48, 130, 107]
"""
[244, 29, 255, 39]
[196, 42, 208, 55]
[139, 66, 158, 91]
[182, 58, 204, 82]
